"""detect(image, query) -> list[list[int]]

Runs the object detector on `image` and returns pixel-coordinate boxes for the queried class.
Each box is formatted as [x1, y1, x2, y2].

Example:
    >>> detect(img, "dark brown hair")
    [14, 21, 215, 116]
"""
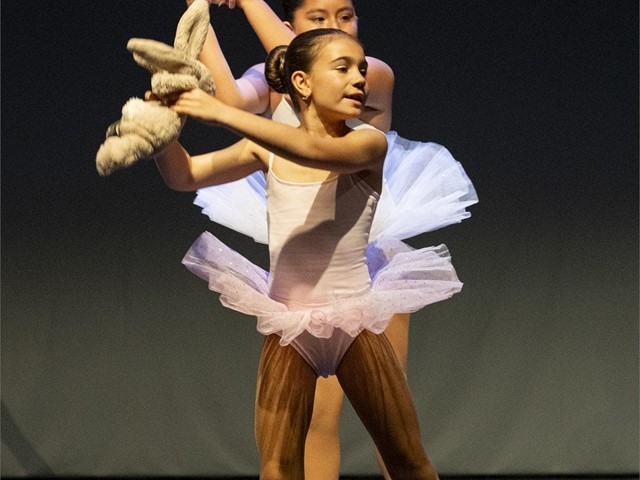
[265, 28, 355, 109]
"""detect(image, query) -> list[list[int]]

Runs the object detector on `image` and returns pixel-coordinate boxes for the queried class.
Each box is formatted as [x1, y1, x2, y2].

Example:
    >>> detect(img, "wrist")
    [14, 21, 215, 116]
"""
[235, 0, 261, 11]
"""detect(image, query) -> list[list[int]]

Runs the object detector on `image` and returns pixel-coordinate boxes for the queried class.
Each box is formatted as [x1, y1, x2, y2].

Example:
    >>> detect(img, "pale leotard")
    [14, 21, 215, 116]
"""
[266, 153, 378, 375]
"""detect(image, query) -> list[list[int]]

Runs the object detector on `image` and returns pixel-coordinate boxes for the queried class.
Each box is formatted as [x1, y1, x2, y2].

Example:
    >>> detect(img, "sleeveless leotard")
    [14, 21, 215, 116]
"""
[265, 153, 378, 374]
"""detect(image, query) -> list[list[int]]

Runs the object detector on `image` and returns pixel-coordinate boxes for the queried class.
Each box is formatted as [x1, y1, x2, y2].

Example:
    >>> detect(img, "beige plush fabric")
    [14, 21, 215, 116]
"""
[96, 0, 214, 176]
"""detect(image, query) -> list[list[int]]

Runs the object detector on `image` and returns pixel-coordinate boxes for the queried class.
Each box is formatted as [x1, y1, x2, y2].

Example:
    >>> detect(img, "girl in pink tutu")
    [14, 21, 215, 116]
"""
[187, 4, 477, 475]
[155, 28, 460, 479]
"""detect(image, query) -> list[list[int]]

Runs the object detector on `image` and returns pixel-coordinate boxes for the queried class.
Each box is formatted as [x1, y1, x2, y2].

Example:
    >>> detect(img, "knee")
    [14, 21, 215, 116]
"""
[384, 454, 438, 480]
[310, 402, 340, 429]
[308, 390, 343, 438]
[260, 460, 303, 480]
[259, 461, 282, 480]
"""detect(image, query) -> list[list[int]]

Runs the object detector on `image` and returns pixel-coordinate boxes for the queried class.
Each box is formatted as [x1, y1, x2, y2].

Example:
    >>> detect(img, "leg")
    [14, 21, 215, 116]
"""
[384, 313, 411, 373]
[304, 314, 412, 480]
[304, 375, 344, 480]
[336, 330, 438, 480]
[255, 334, 318, 480]
[374, 313, 411, 479]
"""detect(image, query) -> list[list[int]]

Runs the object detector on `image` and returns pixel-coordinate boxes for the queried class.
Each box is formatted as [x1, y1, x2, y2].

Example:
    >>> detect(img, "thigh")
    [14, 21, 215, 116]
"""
[255, 335, 318, 479]
[383, 313, 411, 371]
[311, 375, 344, 423]
[336, 331, 433, 479]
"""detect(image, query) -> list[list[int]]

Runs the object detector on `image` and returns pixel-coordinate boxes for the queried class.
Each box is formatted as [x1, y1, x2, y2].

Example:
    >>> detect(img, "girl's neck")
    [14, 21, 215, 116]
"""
[300, 106, 351, 138]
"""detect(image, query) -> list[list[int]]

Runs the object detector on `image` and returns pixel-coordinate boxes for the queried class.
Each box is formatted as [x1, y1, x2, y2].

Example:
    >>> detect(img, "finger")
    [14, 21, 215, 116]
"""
[162, 93, 181, 106]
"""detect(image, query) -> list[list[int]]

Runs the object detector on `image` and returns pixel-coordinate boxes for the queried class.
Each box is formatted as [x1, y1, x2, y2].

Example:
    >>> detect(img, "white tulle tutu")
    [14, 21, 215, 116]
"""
[182, 232, 463, 345]
[194, 133, 478, 244]
[194, 170, 268, 243]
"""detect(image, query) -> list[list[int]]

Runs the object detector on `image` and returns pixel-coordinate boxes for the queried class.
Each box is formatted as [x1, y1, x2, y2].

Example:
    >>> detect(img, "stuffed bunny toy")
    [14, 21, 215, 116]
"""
[96, 0, 215, 176]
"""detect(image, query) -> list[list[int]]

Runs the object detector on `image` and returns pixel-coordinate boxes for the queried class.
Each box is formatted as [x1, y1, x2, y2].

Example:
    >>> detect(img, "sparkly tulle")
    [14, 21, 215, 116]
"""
[182, 232, 463, 345]
[193, 133, 477, 244]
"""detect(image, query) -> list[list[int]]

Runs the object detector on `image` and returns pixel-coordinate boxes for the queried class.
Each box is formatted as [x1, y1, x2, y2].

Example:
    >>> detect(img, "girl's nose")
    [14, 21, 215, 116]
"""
[353, 74, 366, 88]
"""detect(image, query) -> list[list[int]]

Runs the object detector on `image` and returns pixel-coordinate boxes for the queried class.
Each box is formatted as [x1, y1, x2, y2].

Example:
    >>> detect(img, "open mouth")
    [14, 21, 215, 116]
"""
[345, 93, 365, 104]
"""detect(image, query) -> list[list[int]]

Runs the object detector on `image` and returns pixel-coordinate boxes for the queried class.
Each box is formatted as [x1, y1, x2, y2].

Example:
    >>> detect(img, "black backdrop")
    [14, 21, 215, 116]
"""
[2, 1, 638, 477]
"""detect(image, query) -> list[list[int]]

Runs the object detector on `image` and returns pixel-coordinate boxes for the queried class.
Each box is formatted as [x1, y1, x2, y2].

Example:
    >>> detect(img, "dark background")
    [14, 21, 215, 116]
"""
[2, 0, 638, 477]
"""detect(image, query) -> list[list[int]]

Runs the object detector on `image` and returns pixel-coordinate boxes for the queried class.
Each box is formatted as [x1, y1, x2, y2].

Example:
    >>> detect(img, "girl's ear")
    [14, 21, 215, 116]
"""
[283, 21, 295, 32]
[291, 70, 312, 101]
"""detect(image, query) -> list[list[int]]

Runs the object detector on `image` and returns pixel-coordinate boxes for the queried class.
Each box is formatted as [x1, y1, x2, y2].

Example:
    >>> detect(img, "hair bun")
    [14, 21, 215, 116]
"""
[265, 45, 289, 94]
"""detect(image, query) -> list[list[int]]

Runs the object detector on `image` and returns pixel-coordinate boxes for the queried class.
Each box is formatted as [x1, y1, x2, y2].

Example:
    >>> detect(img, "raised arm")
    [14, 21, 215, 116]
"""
[234, 0, 296, 52]
[171, 89, 387, 174]
[186, 0, 271, 113]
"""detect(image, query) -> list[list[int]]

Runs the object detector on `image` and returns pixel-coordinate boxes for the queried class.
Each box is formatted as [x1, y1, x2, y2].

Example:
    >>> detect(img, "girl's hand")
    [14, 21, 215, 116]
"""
[144, 91, 188, 136]
[170, 88, 224, 124]
[144, 90, 182, 107]
[209, 0, 238, 8]
[186, 0, 220, 6]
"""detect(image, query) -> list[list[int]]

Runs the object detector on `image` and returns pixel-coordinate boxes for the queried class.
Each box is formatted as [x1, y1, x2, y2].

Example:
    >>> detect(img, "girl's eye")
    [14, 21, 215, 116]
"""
[312, 17, 325, 23]
[340, 15, 353, 22]
[337, 66, 348, 73]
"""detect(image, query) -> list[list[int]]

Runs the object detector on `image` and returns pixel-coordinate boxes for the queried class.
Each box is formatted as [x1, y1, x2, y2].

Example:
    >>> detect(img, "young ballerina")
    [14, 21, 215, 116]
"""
[154, 28, 462, 479]
[183, 1, 477, 478]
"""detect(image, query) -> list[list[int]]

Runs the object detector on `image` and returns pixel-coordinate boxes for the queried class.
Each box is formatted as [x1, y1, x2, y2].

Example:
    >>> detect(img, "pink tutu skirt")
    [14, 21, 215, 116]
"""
[182, 232, 463, 345]
[194, 134, 478, 244]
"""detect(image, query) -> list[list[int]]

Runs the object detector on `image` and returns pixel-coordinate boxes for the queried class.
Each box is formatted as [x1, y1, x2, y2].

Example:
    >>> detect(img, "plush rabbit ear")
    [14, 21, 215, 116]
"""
[128, 38, 216, 95]
[174, 0, 210, 59]
[128, 38, 194, 75]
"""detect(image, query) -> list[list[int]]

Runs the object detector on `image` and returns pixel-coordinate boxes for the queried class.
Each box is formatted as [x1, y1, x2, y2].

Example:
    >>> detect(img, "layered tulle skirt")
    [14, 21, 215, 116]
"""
[182, 233, 463, 345]
[187, 133, 475, 344]
[194, 133, 478, 244]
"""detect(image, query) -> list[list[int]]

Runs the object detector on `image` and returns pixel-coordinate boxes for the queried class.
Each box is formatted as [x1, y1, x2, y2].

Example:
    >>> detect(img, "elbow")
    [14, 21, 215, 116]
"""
[214, 92, 244, 110]
[163, 177, 197, 192]
[156, 170, 196, 192]
[166, 182, 193, 192]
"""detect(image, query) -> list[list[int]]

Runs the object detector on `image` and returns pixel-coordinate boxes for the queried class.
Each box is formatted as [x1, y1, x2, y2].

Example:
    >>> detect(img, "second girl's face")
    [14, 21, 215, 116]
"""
[287, 0, 359, 38]
[303, 37, 368, 120]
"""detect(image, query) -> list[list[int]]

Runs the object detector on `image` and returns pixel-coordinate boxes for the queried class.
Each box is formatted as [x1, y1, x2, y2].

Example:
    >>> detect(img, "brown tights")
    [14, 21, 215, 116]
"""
[255, 332, 438, 480]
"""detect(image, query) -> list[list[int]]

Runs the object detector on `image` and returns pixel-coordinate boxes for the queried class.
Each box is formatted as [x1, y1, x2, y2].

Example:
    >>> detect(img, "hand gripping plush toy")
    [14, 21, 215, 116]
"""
[96, 0, 215, 176]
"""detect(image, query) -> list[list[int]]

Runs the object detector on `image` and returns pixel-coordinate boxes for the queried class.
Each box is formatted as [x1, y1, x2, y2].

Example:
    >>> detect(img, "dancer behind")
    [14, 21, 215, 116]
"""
[187, 3, 407, 477]
[193, 0, 394, 129]
[154, 29, 460, 479]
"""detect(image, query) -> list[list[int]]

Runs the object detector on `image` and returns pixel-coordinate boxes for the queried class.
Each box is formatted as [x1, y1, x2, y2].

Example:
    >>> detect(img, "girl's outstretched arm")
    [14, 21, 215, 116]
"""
[171, 89, 387, 174]
[154, 136, 265, 191]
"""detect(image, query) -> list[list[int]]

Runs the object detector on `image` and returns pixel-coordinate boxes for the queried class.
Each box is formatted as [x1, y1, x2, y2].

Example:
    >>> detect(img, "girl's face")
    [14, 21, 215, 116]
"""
[296, 36, 368, 120]
[287, 0, 358, 38]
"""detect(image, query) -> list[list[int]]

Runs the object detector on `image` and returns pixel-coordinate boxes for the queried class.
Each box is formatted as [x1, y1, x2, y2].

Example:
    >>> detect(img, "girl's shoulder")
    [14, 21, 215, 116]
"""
[347, 118, 386, 136]
[365, 56, 395, 80]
